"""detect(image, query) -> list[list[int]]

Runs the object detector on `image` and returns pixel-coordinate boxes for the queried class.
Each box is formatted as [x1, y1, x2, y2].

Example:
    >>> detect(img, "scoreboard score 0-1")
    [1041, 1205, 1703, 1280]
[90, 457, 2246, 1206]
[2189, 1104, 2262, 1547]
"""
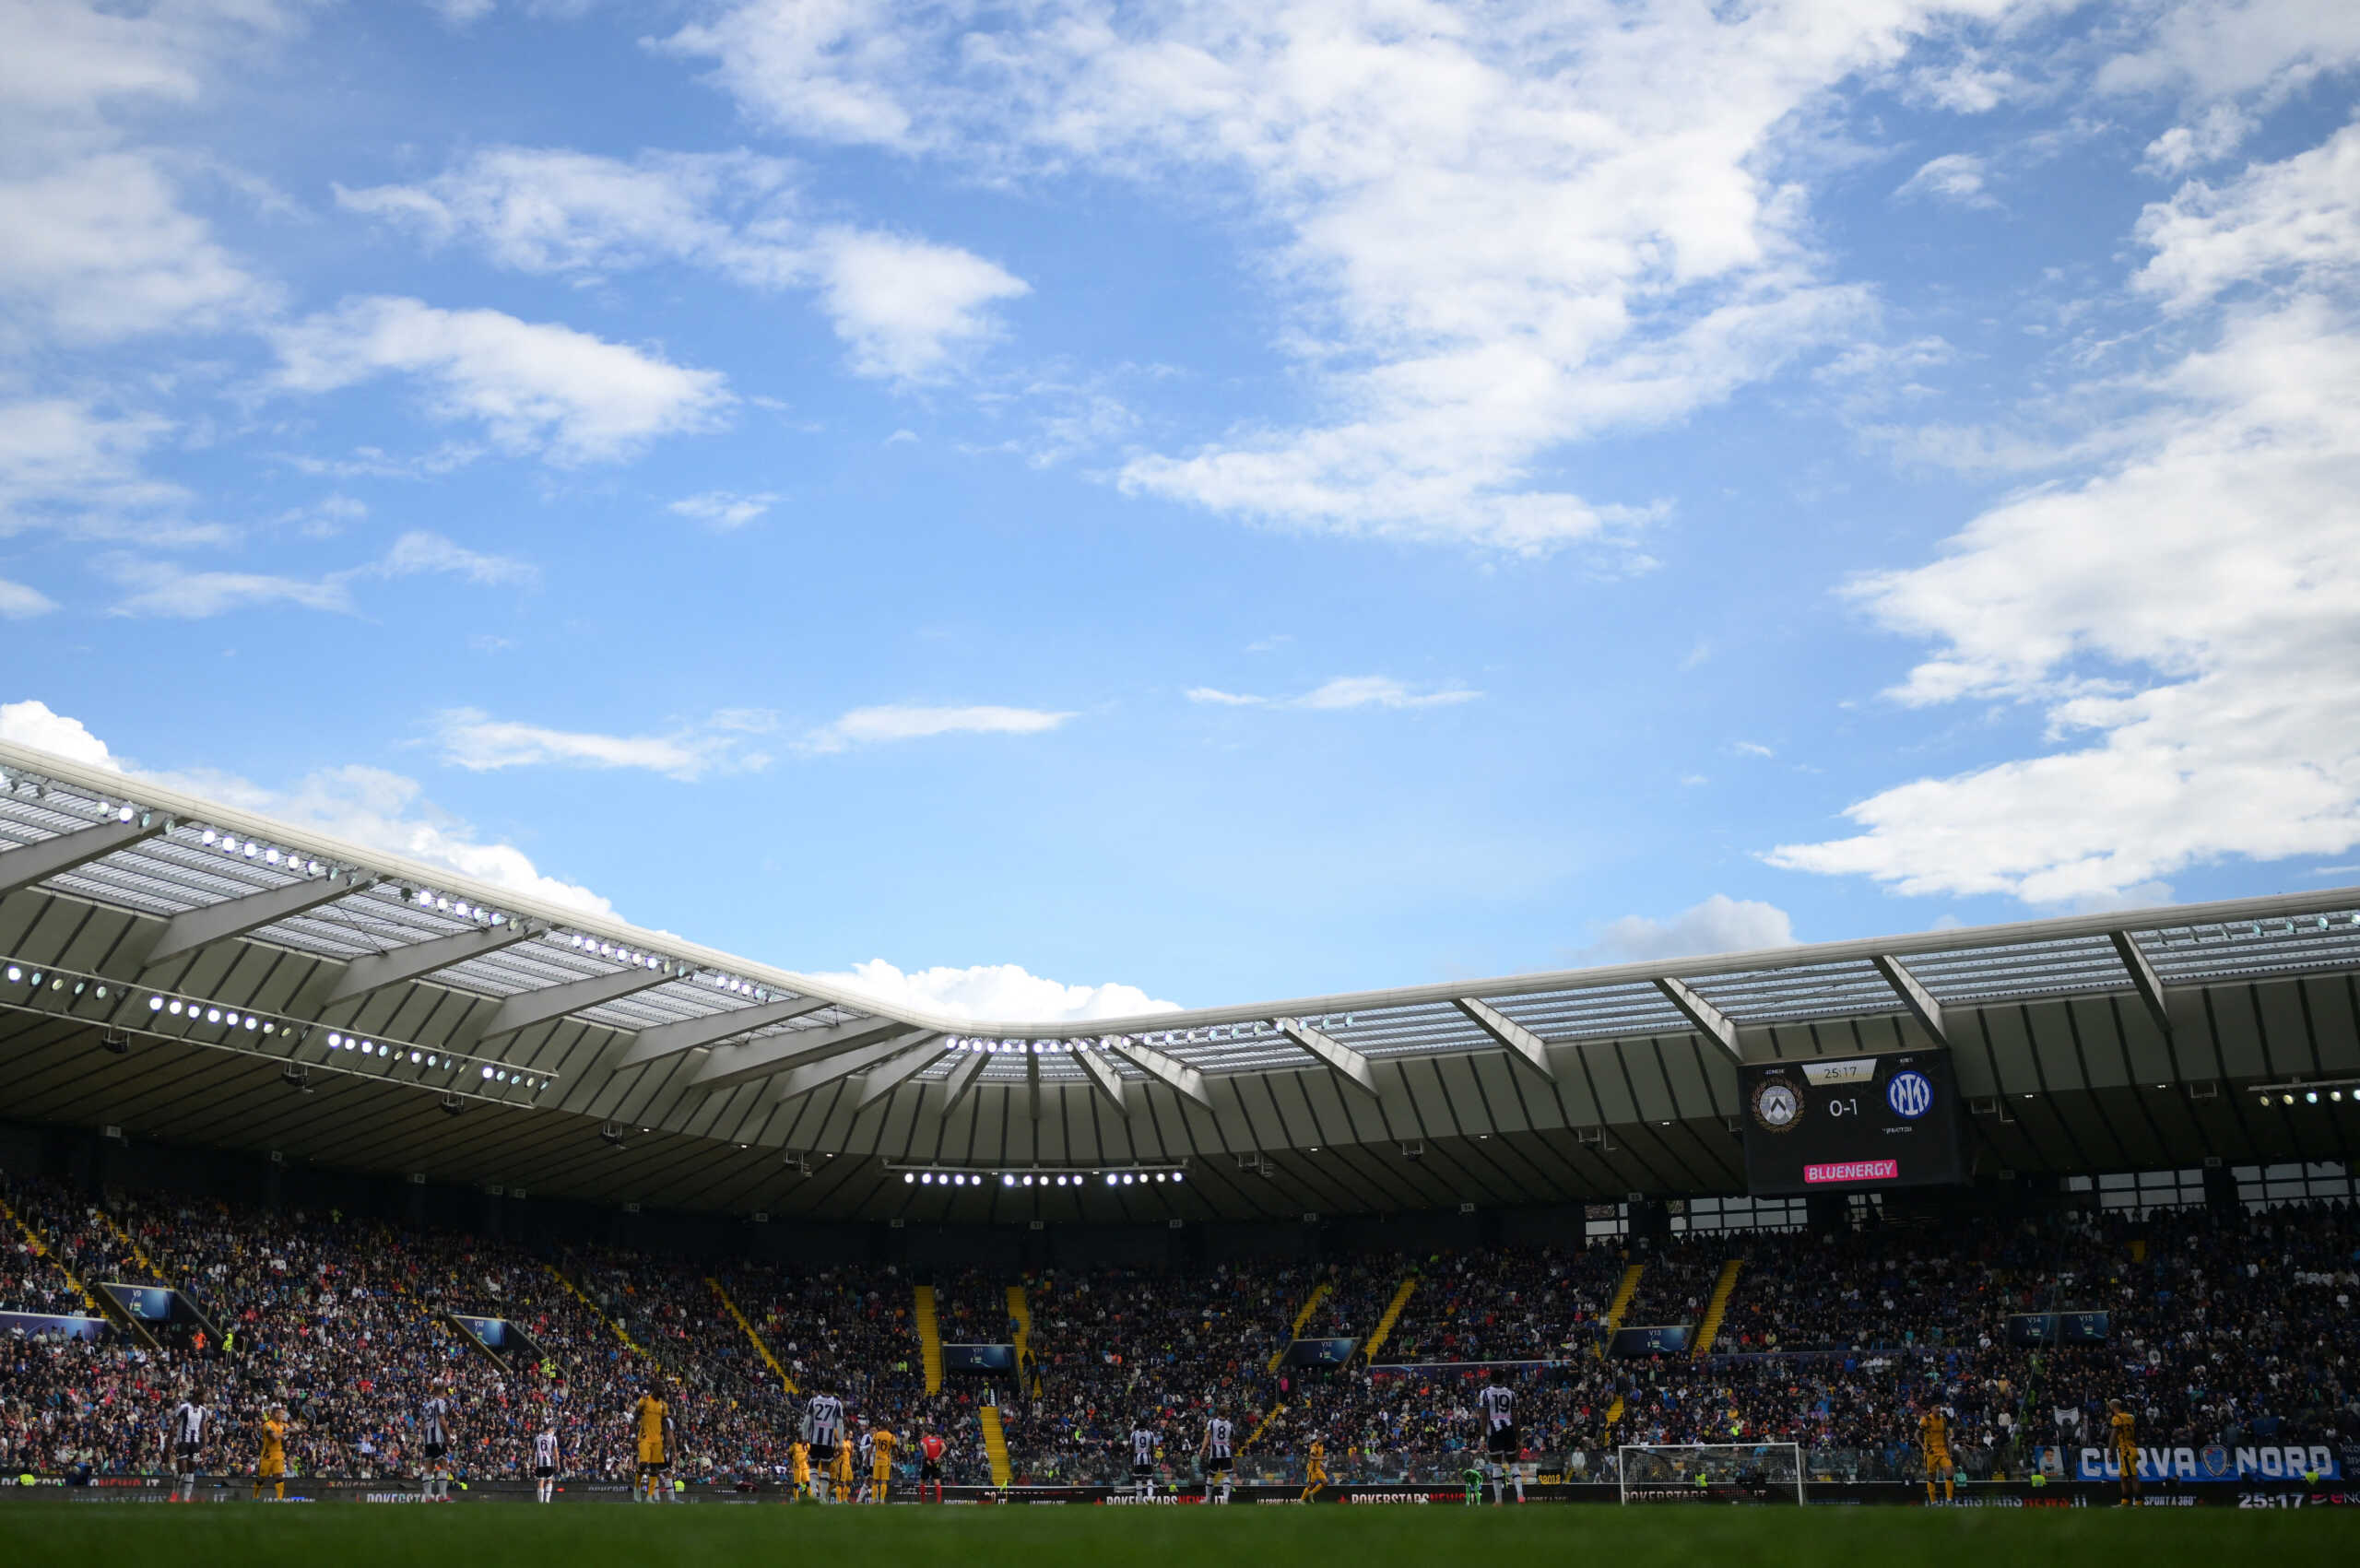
[1738, 1050, 1966, 1197]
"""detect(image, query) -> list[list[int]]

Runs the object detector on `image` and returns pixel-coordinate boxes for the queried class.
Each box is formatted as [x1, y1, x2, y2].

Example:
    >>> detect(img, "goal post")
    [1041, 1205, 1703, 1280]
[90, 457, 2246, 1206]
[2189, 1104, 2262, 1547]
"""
[1616, 1443, 1806, 1505]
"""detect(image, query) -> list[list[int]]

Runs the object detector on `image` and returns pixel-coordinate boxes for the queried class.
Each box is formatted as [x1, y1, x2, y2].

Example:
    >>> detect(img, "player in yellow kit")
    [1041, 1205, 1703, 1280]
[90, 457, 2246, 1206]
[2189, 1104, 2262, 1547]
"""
[2107, 1398, 2141, 1504]
[830, 1436, 854, 1502]
[1918, 1407, 1955, 1503]
[1301, 1435, 1328, 1503]
[252, 1406, 290, 1501]
[633, 1384, 673, 1503]
[789, 1438, 812, 1502]
[869, 1426, 896, 1503]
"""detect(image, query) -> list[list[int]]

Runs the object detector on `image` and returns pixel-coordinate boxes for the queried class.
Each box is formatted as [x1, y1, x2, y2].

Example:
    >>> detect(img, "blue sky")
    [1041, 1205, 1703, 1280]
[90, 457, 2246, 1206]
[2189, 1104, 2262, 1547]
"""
[5, 0, 2358, 1021]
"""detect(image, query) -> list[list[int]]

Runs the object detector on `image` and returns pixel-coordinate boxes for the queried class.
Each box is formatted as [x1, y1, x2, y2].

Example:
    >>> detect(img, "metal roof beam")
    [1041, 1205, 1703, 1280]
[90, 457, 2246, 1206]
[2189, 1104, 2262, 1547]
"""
[475, 962, 677, 1043]
[1104, 1036, 1213, 1109]
[1070, 1044, 1127, 1112]
[854, 1038, 952, 1111]
[616, 994, 838, 1069]
[1277, 1016, 1379, 1098]
[2109, 931, 2175, 1035]
[0, 818, 169, 899]
[1870, 955, 1948, 1046]
[323, 921, 544, 1007]
[1451, 996, 1555, 1079]
[692, 1015, 906, 1091]
[1654, 976, 1740, 1060]
[136, 870, 376, 970]
[933, 1048, 989, 1115]
[772, 1029, 938, 1102]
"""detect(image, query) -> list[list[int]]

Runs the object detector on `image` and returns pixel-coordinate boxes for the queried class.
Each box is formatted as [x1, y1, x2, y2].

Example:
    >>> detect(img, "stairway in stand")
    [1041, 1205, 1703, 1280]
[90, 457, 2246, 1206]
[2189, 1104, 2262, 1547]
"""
[1267, 1280, 1332, 1373]
[1596, 1261, 1645, 1358]
[1360, 1276, 1419, 1362]
[1691, 1257, 1742, 1358]
[914, 1285, 944, 1395]
[709, 1276, 797, 1393]
[978, 1405, 1013, 1487]
[1006, 1284, 1040, 1396]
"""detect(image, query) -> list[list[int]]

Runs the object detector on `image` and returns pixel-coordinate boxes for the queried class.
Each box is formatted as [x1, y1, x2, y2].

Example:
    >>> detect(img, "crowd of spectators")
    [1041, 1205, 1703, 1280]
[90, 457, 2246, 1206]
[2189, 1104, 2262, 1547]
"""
[6, 1165, 2356, 1487]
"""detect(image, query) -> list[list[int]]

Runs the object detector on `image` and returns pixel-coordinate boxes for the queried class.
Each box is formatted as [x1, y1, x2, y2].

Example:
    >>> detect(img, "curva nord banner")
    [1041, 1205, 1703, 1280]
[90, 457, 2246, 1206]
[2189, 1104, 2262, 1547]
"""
[2074, 1443, 2342, 1483]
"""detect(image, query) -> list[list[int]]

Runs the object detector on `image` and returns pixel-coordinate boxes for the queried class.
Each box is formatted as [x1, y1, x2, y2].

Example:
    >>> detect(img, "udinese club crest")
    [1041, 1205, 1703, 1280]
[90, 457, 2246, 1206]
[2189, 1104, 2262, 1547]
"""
[1750, 1079, 1803, 1133]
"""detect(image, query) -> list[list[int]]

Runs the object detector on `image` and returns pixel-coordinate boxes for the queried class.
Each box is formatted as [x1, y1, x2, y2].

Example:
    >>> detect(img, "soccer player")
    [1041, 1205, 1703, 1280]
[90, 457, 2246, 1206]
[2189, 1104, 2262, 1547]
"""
[1918, 1405, 1955, 1503]
[804, 1390, 845, 1503]
[830, 1435, 855, 1503]
[533, 1422, 560, 1503]
[165, 1388, 207, 1503]
[253, 1405, 290, 1502]
[1129, 1419, 1159, 1500]
[869, 1423, 897, 1503]
[1301, 1435, 1328, 1503]
[420, 1380, 454, 1502]
[2107, 1398, 2141, 1505]
[1198, 1412, 1234, 1505]
[633, 1382, 671, 1503]
[917, 1427, 946, 1503]
[790, 1437, 813, 1503]
[1477, 1373, 1521, 1503]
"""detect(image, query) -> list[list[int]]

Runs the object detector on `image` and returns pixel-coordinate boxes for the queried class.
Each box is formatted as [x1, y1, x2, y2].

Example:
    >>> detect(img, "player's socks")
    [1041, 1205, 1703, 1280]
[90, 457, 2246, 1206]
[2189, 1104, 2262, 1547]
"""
[275, 1482, 285, 1501]
[1943, 1478, 1953, 1502]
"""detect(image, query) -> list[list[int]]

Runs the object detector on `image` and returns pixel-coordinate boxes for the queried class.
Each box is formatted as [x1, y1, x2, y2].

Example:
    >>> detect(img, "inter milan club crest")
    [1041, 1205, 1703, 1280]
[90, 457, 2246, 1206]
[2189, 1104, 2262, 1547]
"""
[1751, 1079, 1803, 1133]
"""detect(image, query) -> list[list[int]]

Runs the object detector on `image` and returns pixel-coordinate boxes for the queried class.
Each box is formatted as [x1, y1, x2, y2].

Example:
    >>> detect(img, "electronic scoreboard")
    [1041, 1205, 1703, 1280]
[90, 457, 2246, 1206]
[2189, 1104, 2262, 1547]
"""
[1738, 1049, 1966, 1197]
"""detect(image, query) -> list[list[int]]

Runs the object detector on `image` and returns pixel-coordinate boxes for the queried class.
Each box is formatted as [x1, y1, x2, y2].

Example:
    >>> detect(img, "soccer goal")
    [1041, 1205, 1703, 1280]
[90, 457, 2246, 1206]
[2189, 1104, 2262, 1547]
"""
[1616, 1443, 1806, 1504]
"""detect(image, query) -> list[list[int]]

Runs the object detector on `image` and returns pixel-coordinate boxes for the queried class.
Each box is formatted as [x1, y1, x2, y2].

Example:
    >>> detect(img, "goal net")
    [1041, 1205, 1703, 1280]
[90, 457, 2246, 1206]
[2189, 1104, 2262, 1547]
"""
[1616, 1443, 1806, 1504]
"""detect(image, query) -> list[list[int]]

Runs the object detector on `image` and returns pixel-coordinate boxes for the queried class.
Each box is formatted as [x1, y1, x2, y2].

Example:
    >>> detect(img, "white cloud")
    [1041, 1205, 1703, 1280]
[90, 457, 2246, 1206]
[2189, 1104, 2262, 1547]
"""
[1192, 676, 1480, 711]
[810, 228, 1030, 382]
[2133, 123, 2360, 313]
[813, 958, 1180, 1023]
[1579, 894, 1797, 964]
[0, 697, 614, 914]
[0, 152, 274, 345]
[2141, 102, 2257, 176]
[1895, 152, 1998, 208]
[1733, 740, 1776, 759]
[0, 698, 120, 768]
[801, 703, 1076, 754]
[371, 529, 537, 586]
[103, 558, 356, 619]
[431, 707, 776, 781]
[0, 577, 55, 618]
[664, 0, 1953, 550]
[1771, 125, 2360, 905]
[0, 398, 199, 542]
[2094, 0, 2360, 103]
[339, 147, 1029, 383]
[669, 490, 777, 530]
[271, 296, 732, 464]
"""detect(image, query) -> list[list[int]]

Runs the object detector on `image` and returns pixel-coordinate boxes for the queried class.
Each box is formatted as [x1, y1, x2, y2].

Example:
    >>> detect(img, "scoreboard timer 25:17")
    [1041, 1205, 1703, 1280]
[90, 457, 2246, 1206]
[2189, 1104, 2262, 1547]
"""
[1738, 1050, 1966, 1197]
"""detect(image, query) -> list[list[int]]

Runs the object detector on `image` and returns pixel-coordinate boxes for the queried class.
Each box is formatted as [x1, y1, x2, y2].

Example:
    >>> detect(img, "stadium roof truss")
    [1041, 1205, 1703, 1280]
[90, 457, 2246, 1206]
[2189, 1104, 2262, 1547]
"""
[2, 738, 2357, 1224]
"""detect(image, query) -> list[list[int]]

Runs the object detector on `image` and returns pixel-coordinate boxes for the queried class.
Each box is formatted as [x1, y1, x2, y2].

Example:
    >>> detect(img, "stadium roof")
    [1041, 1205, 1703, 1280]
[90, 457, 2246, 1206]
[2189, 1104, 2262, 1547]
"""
[3, 737, 2357, 1224]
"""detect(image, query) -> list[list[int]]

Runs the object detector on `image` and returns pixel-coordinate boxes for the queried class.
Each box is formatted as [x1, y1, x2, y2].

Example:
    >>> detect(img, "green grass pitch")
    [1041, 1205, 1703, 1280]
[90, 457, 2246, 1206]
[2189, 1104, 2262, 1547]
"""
[3, 1503, 2357, 1568]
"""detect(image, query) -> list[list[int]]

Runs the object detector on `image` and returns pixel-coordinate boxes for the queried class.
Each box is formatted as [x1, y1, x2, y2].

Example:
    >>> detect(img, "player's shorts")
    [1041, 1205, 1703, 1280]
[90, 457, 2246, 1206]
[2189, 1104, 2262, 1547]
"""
[175, 1442, 200, 1463]
[808, 1442, 837, 1464]
[1131, 1464, 1154, 1480]
[1925, 1446, 1952, 1468]
[1205, 1456, 1233, 1476]
[873, 1463, 892, 1481]
[1485, 1425, 1519, 1458]
[920, 1460, 941, 1481]
[258, 1460, 285, 1480]
[423, 1442, 446, 1461]
[1305, 1465, 1328, 1485]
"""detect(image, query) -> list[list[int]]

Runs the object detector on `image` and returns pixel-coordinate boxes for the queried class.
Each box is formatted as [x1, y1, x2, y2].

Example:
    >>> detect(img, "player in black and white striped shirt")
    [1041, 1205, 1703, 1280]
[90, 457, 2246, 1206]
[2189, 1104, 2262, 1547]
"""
[533, 1423, 560, 1503]
[1128, 1421, 1159, 1500]
[1477, 1375, 1522, 1504]
[1197, 1413, 1234, 1505]
[420, 1382, 454, 1502]
[165, 1391, 208, 1503]
[804, 1393, 845, 1503]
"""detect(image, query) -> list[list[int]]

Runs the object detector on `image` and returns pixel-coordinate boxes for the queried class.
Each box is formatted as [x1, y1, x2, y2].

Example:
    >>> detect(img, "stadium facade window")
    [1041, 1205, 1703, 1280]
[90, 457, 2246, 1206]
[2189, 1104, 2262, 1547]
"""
[2235, 1161, 2353, 1208]
[2093, 1167, 2206, 1215]
[1669, 1194, 1807, 1235]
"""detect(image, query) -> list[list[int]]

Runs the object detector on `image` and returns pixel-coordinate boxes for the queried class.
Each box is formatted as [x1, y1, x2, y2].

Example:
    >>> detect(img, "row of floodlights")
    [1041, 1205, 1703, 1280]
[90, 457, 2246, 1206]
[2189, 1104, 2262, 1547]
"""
[2257, 1079, 2358, 1107]
[903, 1170, 1185, 1187]
[407, 886, 504, 925]
[196, 827, 324, 877]
[322, 1032, 550, 1092]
